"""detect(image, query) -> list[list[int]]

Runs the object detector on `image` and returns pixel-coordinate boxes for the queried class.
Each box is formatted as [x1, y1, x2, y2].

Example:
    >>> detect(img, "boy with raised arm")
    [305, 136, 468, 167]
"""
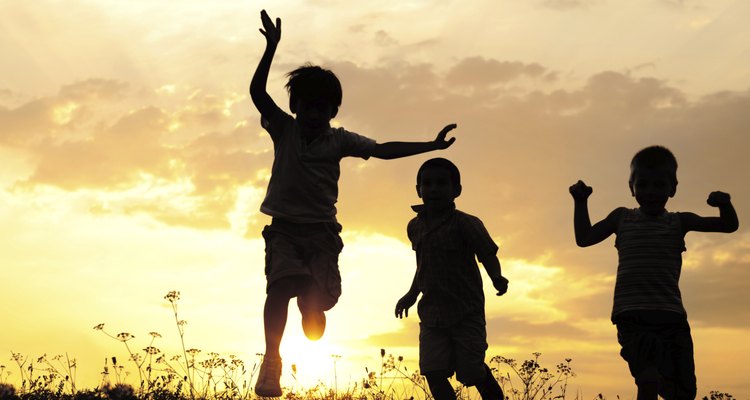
[569, 145, 738, 400]
[250, 10, 458, 397]
[395, 158, 508, 400]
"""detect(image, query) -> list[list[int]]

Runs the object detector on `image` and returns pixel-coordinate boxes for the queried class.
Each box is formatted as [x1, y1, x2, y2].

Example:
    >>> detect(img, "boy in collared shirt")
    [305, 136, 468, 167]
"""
[251, 10, 458, 397]
[396, 158, 509, 400]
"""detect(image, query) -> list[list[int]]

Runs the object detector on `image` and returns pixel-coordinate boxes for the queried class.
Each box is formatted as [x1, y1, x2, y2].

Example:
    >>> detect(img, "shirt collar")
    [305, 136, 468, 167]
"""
[411, 202, 456, 216]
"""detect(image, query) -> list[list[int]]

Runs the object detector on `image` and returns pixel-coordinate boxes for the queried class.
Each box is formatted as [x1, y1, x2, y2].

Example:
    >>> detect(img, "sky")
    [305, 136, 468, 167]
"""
[1, 0, 749, 397]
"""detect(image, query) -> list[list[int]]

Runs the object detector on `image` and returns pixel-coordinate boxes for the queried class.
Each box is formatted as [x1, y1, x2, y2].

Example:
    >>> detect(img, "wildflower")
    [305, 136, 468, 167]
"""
[149, 332, 162, 338]
[186, 348, 201, 356]
[164, 290, 180, 302]
[380, 348, 385, 358]
[143, 346, 161, 355]
[93, 323, 105, 330]
[116, 332, 134, 342]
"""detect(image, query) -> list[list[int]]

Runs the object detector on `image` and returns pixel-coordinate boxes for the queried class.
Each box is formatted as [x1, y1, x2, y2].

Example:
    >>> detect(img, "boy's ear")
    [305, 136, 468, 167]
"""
[669, 181, 678, 197]
[628, 181, 635, 196]
[416, 185, 422, 198]
[331, 107, 338, 119]
[454, 184, 462, 198]
[289, 99, 297, 114]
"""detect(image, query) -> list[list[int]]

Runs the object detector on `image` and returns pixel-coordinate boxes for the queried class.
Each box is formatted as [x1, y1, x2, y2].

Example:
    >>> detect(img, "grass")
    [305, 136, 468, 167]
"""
[0, 291, 737, 400]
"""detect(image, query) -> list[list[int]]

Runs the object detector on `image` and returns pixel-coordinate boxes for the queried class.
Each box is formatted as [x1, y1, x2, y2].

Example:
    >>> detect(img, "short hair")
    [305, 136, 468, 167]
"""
[285, 64, 342, 109]
[629, 145, 678, 184]
[417, 158, 461, 189]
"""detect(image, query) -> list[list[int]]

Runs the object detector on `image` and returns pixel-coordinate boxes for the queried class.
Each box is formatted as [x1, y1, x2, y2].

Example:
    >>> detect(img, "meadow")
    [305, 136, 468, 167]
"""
[0, 291, 736, 400]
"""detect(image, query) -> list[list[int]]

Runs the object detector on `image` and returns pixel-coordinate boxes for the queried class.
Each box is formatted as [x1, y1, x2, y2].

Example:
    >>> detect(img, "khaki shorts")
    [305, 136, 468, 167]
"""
[615, 310, 696, 400]
[419, 313, 488, 385]
[262, 219, 343, 311]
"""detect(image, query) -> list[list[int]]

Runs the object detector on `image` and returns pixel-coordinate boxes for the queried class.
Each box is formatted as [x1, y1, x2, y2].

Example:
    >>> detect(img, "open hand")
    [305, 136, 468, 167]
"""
[569, 180, 593, 201]
[395, 293, 418, 319]
[259, 9, 281, 45]
[433, 123, 457, 150]
[707, 191, 731, 207]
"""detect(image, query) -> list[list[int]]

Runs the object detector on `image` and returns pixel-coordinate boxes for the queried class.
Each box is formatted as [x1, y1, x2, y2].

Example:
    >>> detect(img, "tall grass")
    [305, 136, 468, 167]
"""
[1, 291, 737, 400]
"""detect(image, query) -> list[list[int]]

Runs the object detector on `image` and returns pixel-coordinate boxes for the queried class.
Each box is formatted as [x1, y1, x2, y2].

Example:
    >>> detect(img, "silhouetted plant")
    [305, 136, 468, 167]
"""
[490, 352, 575, 400]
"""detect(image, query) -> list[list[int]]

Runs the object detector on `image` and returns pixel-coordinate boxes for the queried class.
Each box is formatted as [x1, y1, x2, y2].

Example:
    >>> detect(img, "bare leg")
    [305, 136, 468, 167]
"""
[635, 366, 659, 400]
[426, 373, 456, 400]
[263, 277, 303, 358]
[475, 364, 504, 400]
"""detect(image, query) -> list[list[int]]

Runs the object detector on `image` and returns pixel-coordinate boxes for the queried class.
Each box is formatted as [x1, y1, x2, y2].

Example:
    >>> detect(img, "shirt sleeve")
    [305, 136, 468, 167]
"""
[338, 128, 377, 159]
[260, 105, 293, 142]
[459, 213, 498, 263]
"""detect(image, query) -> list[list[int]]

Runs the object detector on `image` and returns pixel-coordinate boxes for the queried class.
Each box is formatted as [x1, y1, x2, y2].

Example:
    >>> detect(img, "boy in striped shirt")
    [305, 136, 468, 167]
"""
[569, 146, 738, 400]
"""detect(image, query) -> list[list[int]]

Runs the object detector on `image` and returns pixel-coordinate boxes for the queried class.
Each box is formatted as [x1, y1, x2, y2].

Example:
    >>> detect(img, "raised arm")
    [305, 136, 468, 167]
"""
[569, 180, 621, 247]
[680, 191, 739, 233]
[371, 124, 457, 160]
[249, 10, 283, 117]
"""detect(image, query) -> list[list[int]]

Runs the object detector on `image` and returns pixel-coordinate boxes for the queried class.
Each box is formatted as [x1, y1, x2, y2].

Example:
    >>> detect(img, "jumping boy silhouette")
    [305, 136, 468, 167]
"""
[250, 10, 458, 397]
[569, 145, 738, 400]
[395, 158, 508, 400]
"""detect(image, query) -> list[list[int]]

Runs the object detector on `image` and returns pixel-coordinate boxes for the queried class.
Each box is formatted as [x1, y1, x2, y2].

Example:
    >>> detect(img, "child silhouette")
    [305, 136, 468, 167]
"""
[396, 158, 508, 400]
[570, 146, 738, 400]
[250, 10, 458, 397]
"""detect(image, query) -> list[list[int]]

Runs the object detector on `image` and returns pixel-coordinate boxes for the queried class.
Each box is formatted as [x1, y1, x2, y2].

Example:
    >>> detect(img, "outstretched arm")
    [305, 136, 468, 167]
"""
[371, 124, 457, 160]
[680, 191, 739, 233]
[481, 255, 508, 296]
[569, 180, 620, 247]
[249, 10, 283, 117]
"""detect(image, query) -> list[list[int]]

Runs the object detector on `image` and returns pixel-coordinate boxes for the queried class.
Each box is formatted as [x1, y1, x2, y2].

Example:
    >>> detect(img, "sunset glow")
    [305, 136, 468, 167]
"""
[2, 1, 749, 398]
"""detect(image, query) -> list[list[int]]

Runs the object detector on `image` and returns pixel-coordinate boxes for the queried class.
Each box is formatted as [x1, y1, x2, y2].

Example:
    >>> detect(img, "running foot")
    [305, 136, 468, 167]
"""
[255, 356, 282, 397]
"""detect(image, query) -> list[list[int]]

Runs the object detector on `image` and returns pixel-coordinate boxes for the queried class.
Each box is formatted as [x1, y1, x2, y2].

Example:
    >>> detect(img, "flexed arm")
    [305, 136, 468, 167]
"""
[569, 180, 620, 247]
[680, 191, 739, 233]
[250, 10, 282, 116]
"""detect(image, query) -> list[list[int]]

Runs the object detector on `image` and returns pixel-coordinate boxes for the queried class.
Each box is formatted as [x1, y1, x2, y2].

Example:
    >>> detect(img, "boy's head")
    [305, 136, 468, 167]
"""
[629, 145, 678, 215]
[286, 65, 342, 131]
[416, 158, 462, 207]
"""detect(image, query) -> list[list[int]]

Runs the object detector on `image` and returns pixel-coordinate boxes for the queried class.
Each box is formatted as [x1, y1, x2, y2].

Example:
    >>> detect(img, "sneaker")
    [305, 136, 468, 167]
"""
[255, 356, 282, 397]
[297, 296, 326, 340]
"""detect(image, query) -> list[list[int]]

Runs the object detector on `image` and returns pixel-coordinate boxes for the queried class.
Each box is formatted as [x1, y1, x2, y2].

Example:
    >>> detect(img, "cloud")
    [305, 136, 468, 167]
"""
[3, 60, 749, 288]
[446, 57, 554, 87]
[540, 0, 599, 11]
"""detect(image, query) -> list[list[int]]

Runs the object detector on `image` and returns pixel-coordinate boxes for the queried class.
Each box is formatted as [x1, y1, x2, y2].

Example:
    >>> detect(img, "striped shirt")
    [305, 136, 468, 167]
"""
[408, 205, 499, 327]
[613, 208, 687, 321]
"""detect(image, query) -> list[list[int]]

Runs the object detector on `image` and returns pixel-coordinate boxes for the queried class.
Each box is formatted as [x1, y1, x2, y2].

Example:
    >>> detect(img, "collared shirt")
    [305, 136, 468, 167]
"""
[259, 110, 376, 223]
[613, 208, 687, 321]
[408, 204, 499, 327]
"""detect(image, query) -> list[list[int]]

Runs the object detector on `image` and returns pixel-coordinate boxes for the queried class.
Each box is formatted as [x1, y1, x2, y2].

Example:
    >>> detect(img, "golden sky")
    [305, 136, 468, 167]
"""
[1, 0, 749, 397]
